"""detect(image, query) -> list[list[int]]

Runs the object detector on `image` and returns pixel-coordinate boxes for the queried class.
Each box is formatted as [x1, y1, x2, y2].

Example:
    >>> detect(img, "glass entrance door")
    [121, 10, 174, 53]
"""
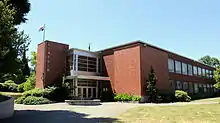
[77, 87, 97, 99]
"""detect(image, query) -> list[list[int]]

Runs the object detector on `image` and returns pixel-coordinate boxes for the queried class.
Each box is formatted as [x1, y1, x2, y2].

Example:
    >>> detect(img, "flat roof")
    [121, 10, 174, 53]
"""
[98, 40, 215, 69]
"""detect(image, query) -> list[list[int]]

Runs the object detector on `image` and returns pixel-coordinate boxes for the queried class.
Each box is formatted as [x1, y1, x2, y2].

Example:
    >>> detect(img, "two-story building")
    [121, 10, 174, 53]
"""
[36, 40, 218, 101]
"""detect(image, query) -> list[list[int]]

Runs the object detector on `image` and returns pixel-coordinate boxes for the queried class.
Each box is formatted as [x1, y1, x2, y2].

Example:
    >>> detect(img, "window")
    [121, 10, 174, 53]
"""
[194, 83, 199, 93]
[203, 84, 207, 92]
[206, 69, 209, 78]
[188, 64, 193, 76]
[189, 82, 194, 93]
[77, 55, 98, 72]
[183, 82, 188, 91]
[193, 66, 198, 76]
[168, 59, 174, 72]
[210, 70, 213, 79]
[209, 70, 211, 78]
[176, 81, 182, 90]
[202, 68, 206, 77]
[175, 61, 182, 74]
[182, 63, 187, 75]
[198, 67, 202, 76]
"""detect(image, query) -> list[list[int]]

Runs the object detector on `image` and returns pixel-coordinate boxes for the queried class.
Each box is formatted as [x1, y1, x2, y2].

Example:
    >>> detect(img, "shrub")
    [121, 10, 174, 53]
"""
[0, 80, 18, 92]
[131, 96, 141, 101]
[44, 85, 69, 102]
[22, 96, 51, 105]
[175, 90, 191, 102]
[22, 88, 47, 97]
[23, 73, 35, 91]
[17, 83, 25, 92]
[114, 94, 141, 102]
[15, 96, 26, 104]
[22, 86, 69, 102]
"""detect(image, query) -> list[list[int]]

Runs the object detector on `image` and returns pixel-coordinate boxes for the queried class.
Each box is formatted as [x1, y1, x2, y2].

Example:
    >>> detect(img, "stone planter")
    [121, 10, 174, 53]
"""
[65, 99, 101, 105]
[0, 96, 14, 119]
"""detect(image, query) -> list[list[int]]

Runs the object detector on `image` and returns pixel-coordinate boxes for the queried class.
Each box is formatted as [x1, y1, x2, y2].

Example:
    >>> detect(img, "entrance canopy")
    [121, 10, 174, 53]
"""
[65, 75, 110, 81]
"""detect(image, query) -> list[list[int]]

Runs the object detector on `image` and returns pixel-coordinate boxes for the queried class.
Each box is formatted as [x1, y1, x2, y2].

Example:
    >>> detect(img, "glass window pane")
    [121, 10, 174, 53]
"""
[202, 69, 206, 77]
[194, 83, 199, 93]
[206, 69, 209, 78]
[168, 59, 174, 72]
[176, 81, 182, 90]
[188, 64, 193, 76]
[198, 67, 202, 76]
[182, 63, 187, 75]
[183, 82, 188, 92]
[175, 61, 182, 74]
[193, 66, 198, 76]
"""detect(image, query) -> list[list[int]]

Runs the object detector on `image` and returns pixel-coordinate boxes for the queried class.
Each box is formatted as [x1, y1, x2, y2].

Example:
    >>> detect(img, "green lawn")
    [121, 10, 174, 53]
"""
[193, 97, 220, 102]
[115, 104, 220, 123]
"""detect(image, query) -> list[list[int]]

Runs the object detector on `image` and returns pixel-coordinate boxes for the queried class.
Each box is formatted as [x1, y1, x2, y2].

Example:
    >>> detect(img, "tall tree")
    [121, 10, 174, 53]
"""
[0, 0, 31, 25]
[214, 67, 220, 89]
[146, 66, 158, 102]
[0, 0, 31, 83]
[198, 55, 220, 68]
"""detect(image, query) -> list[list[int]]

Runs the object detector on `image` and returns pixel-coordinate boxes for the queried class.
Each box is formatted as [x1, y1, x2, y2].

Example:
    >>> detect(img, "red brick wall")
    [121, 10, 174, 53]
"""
[140, 45, 169, 95]
[36, 43, 46, 88]
[103, 54, 115, 90]
[36, 41, 69, 88]
[103, 46, 142, 96]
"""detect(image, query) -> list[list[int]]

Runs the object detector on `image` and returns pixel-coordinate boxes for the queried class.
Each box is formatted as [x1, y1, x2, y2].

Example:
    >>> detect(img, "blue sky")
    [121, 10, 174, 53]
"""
[20, 0, 220, 60]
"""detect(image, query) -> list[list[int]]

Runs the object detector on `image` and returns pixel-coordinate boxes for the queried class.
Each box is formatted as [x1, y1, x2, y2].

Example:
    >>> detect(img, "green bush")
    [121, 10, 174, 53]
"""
[0, 80, 18, 92]
[175, 90, 191, 102]
[22, 88, 47, 97]
[15, 96, 26, 104]
[17, 83, 25, 92]
[114, 94, 141, 102]
[22, 96, 51, 105]
[131, 96, 141, 101]
[23, 73, 35, 91]
[22, 86, 69, 102]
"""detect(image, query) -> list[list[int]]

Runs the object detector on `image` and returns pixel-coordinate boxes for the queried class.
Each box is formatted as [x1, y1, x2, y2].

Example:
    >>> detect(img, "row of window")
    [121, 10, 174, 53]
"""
[168, 59, 214, 79]
[170, 80, 218, 94]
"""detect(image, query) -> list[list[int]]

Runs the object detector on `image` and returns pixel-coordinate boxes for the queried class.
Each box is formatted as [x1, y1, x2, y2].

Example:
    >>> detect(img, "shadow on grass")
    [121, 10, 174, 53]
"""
[0, 110, 118, 123]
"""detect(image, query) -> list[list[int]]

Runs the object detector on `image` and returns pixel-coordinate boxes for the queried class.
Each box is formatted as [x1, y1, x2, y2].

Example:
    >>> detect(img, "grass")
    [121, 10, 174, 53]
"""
[0, 92, 22, 99]
[116, 104, 220, 123]
[193, 97, 220, 102]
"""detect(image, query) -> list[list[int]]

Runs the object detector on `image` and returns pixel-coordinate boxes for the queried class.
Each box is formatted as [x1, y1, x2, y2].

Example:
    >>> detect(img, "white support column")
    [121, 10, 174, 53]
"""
[76, 54, 78, 72]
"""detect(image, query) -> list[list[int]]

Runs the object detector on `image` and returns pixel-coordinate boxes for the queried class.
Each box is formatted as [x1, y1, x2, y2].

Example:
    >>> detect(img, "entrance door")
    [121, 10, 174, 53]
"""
[77, 87, 97, 99]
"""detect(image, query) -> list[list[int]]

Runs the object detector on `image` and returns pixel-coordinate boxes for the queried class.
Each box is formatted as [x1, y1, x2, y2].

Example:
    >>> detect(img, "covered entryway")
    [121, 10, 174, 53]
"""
[63, 75, 110, 99]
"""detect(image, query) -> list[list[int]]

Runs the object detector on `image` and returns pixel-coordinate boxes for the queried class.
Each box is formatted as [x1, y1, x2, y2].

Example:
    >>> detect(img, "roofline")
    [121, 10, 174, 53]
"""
[38, 40, 69, 46]
[98, 40, 215, 69]
[69, 48, 99, 54]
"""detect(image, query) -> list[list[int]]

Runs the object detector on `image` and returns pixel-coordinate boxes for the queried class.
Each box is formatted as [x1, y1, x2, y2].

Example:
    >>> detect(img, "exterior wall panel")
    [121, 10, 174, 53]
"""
[140, 46, 169, 95]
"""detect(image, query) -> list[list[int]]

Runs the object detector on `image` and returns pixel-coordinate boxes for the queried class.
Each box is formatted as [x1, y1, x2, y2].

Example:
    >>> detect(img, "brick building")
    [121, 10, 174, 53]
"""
[36, 40, 217, 100]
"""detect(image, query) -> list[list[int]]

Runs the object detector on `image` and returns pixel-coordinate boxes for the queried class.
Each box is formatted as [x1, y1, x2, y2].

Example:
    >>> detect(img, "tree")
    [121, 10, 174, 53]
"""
[146, 66, 158, 102]
[0, 0, 31, 25]
[198, 55, 220, 68]
[214, 67, 220, 89]
[0, 0, 31, 83]
[30, 51, 36, 72]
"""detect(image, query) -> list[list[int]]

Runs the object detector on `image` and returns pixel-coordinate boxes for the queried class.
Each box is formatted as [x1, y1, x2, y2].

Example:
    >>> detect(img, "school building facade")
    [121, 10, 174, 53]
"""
[36, 40, 217, 100]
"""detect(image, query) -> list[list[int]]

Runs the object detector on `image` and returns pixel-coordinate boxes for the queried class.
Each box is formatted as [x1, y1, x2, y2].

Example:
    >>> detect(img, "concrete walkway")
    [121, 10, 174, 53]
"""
[1, 101, 218, 123]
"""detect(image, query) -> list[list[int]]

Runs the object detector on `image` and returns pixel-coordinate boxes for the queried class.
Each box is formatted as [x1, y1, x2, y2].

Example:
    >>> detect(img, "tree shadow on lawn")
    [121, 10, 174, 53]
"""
[0, 110, 118, 123]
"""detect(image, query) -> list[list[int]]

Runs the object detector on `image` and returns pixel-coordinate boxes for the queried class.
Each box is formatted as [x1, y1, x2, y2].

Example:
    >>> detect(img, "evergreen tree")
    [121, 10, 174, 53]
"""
[146, 66, 158, 102]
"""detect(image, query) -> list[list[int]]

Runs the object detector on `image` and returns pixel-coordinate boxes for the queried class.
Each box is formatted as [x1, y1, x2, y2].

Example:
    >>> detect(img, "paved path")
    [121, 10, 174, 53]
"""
[1, 101, 218, 123]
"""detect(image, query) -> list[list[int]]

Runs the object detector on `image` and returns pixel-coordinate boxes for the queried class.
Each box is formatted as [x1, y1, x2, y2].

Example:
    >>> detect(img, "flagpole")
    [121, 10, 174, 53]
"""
[43, 24, 46, 41]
